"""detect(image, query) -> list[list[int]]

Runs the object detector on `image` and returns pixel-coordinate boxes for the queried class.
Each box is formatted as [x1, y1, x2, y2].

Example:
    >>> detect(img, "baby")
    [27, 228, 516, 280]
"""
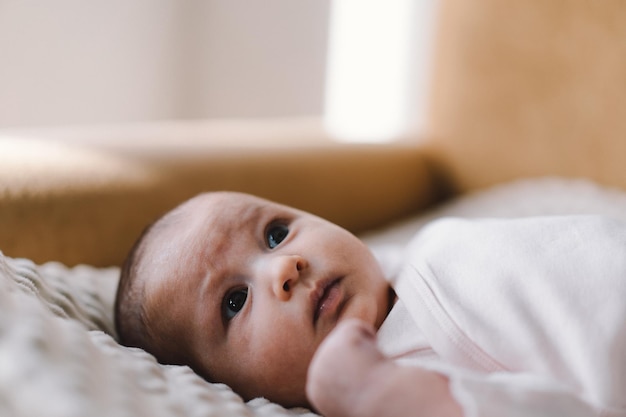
[115, 191, 626, 417]
[114, 191, 460, 416]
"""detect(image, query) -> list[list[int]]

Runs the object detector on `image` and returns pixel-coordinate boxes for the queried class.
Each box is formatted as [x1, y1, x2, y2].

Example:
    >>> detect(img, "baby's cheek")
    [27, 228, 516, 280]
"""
[252, 335, 313, 406]
[242, 307, 319, 399]
[252, 318, 315, 371]
[276, 329, 316, 364]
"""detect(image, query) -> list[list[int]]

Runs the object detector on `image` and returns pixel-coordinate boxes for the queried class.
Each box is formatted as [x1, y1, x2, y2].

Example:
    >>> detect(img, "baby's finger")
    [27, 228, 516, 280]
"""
[331, 318, 377, 344]
[309, 319, 384, 378]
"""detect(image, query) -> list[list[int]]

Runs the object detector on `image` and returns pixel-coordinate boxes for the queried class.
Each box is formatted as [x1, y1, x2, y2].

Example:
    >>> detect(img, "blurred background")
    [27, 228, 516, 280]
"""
[0, 0, 439, 142]
[2, 0, 626, 266]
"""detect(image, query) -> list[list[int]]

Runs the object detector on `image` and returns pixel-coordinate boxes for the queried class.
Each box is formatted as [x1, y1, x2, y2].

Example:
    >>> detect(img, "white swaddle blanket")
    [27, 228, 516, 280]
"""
[378, 215, 626, 417]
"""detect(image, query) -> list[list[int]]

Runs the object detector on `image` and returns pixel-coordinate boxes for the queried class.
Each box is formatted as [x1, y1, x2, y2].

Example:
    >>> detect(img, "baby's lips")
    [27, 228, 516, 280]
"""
[310, 276, 342, 324]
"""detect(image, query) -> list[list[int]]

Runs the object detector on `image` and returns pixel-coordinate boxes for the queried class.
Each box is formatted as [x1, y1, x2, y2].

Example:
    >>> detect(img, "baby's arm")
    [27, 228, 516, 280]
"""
[306, 320, 462, 417]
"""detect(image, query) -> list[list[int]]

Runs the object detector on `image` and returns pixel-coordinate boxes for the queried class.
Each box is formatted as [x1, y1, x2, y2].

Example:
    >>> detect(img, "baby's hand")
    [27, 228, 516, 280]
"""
[306, 319, 392, 417]
[306, 319, 463, 417]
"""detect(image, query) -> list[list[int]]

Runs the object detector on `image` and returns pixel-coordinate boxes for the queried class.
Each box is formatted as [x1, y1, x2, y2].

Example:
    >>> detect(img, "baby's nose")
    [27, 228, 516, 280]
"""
[269, 255, 307, 300]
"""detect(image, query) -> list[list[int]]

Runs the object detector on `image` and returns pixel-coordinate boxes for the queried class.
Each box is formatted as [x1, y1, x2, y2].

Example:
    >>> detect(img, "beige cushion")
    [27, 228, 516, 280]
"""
[428, 0, 626, 191]
[0, 119, 435, 267]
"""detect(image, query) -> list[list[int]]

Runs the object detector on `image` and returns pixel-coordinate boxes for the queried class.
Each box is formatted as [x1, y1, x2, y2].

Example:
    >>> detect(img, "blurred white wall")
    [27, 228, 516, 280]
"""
[0, 0, 330, 128]
[324, 0, 439, 142]
[182, 0, 330, 119]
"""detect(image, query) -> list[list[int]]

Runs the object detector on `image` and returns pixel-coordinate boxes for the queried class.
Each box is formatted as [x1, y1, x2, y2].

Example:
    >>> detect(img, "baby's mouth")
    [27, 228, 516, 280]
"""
[312, 277, 343, 324]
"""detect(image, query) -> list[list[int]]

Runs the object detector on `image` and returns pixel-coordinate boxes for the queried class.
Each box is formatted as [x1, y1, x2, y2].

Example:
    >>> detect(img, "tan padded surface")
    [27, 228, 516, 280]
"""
[0, 119, 436, 266]
[426, 0, 626, 192]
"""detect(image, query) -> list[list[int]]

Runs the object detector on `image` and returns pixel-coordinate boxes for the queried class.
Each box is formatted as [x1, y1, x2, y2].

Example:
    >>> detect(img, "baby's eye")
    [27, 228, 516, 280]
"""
[266, 223, 289, 249]
[223, 288, 248, 321]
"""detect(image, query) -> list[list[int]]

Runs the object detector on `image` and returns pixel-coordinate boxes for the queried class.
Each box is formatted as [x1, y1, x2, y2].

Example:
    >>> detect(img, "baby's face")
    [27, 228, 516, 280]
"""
[142, 192, 390, 407]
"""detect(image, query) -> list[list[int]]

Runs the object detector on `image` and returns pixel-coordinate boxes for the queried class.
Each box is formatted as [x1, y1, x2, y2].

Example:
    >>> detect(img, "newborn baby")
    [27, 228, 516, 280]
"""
[115, 192, 455, 413]
[115, 191, 626, 417]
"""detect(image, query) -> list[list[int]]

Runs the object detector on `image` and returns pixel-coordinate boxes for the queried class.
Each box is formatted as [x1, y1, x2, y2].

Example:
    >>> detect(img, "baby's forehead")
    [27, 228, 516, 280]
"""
[143, 193, 270, 276]
[178, 193, 270, 236]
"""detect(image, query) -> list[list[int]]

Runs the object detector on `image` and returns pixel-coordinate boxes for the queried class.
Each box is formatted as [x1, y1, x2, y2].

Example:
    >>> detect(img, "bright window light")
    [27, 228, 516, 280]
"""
[324, 0, 439, 143]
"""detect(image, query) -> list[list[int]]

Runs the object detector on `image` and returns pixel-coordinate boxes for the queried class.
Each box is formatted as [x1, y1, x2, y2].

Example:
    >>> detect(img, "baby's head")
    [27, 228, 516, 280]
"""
[115, 191, 390, 407]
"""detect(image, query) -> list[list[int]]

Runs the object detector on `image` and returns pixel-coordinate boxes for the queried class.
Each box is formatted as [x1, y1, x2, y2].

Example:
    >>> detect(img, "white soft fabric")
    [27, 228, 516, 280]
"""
[3, 177, 626, 416]
[380, 216, 626, 416]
